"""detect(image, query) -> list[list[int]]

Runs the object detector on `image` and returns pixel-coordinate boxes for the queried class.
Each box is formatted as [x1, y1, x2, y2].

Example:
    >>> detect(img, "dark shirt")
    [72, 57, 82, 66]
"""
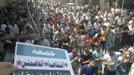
[81, 52, 93, 65]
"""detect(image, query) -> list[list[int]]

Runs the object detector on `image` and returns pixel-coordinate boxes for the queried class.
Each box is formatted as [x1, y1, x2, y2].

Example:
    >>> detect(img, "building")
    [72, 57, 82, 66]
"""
[118, 0, 134, 10]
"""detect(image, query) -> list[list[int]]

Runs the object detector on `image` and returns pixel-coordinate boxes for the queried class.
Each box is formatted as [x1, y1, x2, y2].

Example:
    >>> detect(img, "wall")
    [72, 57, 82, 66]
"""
[118, 0, 134, 9]
[0, 0, 14, 7]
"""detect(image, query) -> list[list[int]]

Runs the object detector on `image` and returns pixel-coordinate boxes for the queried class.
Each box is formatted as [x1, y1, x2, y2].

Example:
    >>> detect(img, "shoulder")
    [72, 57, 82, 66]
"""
[82, 64, 88, 68]
[44, 39, 49, 42]
[103, 53, 110, 59]
[92, 51, 97, 54]
[98, 51, 103, 56]
[114, 52, 121, 57]
[104, 53, 109, 57]
[68, 52, 73, 56]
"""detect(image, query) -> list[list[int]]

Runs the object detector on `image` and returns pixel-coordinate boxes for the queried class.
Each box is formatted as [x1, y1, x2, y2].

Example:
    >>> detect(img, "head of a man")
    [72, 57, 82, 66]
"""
[88, 59, 96, 68]
[108, 47, 115, 56]
[123, 45, 129, 51]
[84, 47, 90, 54]
[118, 57, 124, 64]
[96, 46, 101, 51]
[72, 47, 77, 54]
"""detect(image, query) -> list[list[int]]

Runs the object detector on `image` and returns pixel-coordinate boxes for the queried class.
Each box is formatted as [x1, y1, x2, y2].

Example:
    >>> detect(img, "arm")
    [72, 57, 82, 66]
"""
[82, 60, 90, 64]
[103, 55, 114, 67]
[72, 57, 79, 63]
[103, 61, 114, 66]
[53, 32, 56, 41]
[95, 57, 102, 61]
[92, 52, 103, 61]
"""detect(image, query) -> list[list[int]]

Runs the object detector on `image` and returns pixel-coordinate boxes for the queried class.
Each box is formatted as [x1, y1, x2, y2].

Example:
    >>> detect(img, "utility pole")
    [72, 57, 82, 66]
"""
[121, 0, 125, 13]
[35, 0, 41, 38]
[100, 0, 104, 12]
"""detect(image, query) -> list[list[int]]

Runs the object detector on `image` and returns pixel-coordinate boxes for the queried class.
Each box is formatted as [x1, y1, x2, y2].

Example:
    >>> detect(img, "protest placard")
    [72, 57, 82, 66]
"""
[14, 42, 74, 75]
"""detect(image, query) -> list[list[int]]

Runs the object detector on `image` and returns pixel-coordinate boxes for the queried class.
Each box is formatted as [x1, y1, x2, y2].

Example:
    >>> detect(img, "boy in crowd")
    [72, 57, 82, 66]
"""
[92, 46, 103, 75]
[80, 59, 96, 75]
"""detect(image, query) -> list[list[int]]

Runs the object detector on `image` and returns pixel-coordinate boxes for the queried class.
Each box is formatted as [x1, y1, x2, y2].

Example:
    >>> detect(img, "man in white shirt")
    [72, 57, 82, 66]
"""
[103, 47, 120, 75]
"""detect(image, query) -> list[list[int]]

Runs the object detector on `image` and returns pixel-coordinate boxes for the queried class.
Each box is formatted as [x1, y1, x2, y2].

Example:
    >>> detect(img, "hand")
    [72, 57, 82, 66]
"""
[104, 61, 113, 67]
[96, 57, 103, 61]
[93, 42, 100, 46]
[100, 57, 104, 61]
[0, 62, 17, 75]
[107, 61, 113, 67]
[72, 57, 79, 62]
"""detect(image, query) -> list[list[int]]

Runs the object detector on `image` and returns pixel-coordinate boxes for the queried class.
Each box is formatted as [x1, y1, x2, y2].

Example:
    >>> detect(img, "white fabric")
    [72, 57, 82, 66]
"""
[104, 22, 111, 27]
[103, 52, 119, 71]
[118, 56, 123, 61]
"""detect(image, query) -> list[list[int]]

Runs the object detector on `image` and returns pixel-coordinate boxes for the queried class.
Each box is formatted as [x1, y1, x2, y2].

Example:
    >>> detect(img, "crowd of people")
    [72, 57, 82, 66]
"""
[0, 0, 134, 75]
[0, 0, 28, 62]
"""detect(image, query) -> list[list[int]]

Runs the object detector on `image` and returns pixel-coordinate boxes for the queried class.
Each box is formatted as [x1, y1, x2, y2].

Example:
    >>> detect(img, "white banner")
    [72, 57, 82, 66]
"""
[14, 42, 74, 75]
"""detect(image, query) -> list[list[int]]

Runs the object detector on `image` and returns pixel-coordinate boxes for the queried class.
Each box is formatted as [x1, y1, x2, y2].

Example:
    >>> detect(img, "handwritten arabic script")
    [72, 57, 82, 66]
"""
[16, 60, 68, 69]
[32, 49, 55, 57]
